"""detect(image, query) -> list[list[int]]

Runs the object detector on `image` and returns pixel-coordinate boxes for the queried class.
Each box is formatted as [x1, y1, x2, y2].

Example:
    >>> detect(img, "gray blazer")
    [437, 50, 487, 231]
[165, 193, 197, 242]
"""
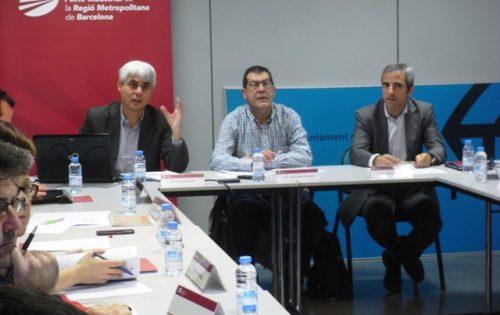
[80, 102, 189, 175]
[339, 98, 446, 227]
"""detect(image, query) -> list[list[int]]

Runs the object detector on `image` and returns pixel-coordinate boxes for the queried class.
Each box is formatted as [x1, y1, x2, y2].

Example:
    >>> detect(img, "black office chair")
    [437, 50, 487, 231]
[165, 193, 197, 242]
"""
[332, 149, 446, 291]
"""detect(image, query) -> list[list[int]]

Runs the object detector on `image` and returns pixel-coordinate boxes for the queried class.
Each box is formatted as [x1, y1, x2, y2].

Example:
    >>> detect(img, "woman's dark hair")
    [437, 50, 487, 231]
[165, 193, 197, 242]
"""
[0, 286, 87, 315]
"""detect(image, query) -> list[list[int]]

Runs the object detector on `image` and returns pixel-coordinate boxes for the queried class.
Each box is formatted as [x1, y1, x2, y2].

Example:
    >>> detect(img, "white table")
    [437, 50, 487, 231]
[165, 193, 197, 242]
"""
[22, 183, 290, 315]
[158, 166, 500, 314]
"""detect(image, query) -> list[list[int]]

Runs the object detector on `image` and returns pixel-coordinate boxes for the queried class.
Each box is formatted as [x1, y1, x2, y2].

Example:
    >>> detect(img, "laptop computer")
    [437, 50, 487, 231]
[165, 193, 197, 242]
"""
[33, 134, 116, 183]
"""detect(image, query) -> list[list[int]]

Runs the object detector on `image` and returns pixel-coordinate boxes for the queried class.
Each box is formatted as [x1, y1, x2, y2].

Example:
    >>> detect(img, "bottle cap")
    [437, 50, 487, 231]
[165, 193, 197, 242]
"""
[477, 146, 485, 152]
[136, 150, 144, 156]
[123, 173, 134, 181]
[239, 255, 252, 264]
[71, 155, 79, 163]
[161, 203, 173, 211]
[464, 139, 472, 144]
[167, 221, 178, 229]
[254, 147, 262, 153]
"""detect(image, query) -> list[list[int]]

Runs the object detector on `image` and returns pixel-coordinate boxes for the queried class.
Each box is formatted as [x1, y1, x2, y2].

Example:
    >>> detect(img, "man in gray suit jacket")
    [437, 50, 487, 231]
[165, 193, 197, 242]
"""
[80, 60, 189, 176]
[340, 64, 445, 293]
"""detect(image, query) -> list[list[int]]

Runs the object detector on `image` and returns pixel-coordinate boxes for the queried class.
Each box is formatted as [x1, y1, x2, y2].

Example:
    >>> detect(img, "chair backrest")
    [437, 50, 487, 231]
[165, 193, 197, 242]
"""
[341, 148, 351, 166]
[338, 148, 352, 202]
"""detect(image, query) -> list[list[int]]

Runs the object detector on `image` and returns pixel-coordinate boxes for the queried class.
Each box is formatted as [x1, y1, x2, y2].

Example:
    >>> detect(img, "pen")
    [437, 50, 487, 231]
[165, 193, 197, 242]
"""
[42, 218, 64, 225]
[92, 252, 134, 276]
[22, 225, 38, 253]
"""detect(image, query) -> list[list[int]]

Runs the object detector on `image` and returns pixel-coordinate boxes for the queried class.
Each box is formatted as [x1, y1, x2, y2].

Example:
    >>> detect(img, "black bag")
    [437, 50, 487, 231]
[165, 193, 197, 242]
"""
[208, 193, 238, 261]
[307, 231, 353, 300]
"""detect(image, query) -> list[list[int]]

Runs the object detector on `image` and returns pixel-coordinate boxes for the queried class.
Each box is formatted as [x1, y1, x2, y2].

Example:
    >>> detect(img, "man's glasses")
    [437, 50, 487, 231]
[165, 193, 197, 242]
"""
[0, 196, 27, 220]
[246, 79, 274, 90]
[22, 183, 38, 201]
[0, 183, 37, 220]
[126, 80, 152, 91]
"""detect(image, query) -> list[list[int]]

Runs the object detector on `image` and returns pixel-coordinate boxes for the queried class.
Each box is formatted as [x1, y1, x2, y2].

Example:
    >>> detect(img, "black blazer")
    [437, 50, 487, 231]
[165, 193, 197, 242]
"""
[80, 102, 189, 175]
[339, 98, 446, 227]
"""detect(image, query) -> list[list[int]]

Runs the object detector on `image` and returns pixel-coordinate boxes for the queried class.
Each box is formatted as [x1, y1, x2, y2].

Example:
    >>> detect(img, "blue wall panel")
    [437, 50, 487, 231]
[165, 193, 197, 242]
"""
[225, 83, 500, 258]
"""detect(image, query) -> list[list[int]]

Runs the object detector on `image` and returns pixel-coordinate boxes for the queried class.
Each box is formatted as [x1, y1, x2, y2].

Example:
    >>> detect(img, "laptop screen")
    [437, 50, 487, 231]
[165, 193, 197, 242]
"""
[33, 134, 115, 183]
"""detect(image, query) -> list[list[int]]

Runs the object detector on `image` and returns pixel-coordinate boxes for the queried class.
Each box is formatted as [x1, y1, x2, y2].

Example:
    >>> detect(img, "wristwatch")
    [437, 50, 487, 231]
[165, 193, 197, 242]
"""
[430, 154, 438, 165]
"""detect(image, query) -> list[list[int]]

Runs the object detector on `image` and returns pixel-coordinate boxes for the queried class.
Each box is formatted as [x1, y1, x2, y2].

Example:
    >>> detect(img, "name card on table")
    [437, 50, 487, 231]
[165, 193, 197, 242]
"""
[168, 285, 225, 315]
[186, 251, 225, 292]
[161, 173, 205, 188]
[275, 168, 319, 181]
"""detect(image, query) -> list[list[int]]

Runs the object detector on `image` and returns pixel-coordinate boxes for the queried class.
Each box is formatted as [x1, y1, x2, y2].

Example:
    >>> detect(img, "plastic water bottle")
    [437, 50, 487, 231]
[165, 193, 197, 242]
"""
[164, 221, 183, 276]
[156, 221, 168, 249]
[473, 146, 488, 183]
[121, 173, 136, 214]
[68, 155, 82, 194]
[236, 256, 258, 315]
[134, 150, 147, 182]
[252, 147, 265, 182]
[462, 139, 474, 173]
[158, 203, 175, 227]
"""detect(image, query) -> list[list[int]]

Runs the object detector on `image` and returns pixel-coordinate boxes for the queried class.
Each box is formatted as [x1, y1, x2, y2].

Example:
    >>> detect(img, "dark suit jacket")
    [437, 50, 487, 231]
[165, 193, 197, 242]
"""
[80, 102, 189, 175]
[339, 98, 446, 227]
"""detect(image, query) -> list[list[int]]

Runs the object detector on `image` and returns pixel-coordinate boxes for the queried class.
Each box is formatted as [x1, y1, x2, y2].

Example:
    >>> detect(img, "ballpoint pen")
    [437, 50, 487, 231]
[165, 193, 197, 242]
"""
[92, 252, 134, 276]
[22, 225, 38, 253]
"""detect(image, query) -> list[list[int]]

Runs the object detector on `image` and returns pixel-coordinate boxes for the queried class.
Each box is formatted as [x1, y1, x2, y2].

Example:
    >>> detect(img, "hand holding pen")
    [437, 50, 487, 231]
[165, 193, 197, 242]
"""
[10, 226, 59, 293]
[21, 225, 37, 253]
[93, 252, 134, 276]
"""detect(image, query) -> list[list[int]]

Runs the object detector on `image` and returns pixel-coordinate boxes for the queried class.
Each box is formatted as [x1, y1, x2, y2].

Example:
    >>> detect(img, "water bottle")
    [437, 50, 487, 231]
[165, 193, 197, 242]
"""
[236, 255, 258, 315]
[164, 221, 183, 276]
[156, 221, 168, 249]
[158, 203, 175, 227]
[68, 155, 82, 194]
[462, 139, 474, 173]
[134, 150, 147, 182]
[252, 147, 265, 182]
[473, 146, 488, 183]
[121, 173, 136, 214]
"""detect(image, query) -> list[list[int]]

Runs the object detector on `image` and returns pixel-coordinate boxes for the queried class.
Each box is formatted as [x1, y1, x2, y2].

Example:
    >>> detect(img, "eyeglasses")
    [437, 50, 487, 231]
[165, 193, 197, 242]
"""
[21, 183, 38, 201]
[126, 80, 152, 91]
[246, 79, 274, 90]
[0, 192, 27, 220]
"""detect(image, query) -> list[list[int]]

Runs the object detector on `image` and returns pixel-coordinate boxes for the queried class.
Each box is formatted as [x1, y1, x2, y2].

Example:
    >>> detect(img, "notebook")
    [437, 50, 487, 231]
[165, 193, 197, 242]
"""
[33, 134, 116, 183]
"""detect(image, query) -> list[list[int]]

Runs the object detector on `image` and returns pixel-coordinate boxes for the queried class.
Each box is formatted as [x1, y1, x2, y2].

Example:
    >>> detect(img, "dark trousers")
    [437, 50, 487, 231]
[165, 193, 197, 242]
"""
[230, 192, 327, 271]
[360, 187, 442, 259]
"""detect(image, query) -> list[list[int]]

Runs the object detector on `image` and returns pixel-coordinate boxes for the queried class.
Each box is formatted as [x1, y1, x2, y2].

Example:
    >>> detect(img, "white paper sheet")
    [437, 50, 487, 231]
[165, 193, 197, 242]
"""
[63, 280, 153, 301]
[29, 237, 111, 251]
[27, 211, 110, 234]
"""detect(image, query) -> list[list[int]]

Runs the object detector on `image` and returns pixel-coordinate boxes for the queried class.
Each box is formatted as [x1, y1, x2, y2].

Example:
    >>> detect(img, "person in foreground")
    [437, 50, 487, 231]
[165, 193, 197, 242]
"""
[210, 65, 327, 271]
[0, 125, 131, 314]
[340, 63, 446, 293]
[0, 88, 16, 123]
[80, 60, 189, 176]
[0, 121, 128, 291]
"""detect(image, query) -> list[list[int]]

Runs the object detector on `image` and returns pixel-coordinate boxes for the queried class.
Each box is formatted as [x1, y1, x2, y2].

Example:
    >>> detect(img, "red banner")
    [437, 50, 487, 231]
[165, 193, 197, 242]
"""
[0, 0, 173, 138]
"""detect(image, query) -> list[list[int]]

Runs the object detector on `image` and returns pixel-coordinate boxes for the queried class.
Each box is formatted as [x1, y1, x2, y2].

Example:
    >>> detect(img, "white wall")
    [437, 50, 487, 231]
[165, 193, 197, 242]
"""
[172, 0, 500, 231]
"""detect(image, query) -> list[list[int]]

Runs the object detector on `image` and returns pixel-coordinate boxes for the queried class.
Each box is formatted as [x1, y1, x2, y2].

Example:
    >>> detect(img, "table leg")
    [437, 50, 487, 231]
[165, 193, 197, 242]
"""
[271, 194, 280, 301]
[277, 194, 285, 304]
[485, 200, 492, 313]
[288, 190, 296, 307]
[295, 186, 303, 312]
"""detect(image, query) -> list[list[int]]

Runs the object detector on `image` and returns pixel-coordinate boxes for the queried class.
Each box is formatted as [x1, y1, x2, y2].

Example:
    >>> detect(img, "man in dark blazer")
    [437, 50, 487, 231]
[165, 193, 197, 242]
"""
[80, 60, 189, 176]
[340, 64, 446, 293]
